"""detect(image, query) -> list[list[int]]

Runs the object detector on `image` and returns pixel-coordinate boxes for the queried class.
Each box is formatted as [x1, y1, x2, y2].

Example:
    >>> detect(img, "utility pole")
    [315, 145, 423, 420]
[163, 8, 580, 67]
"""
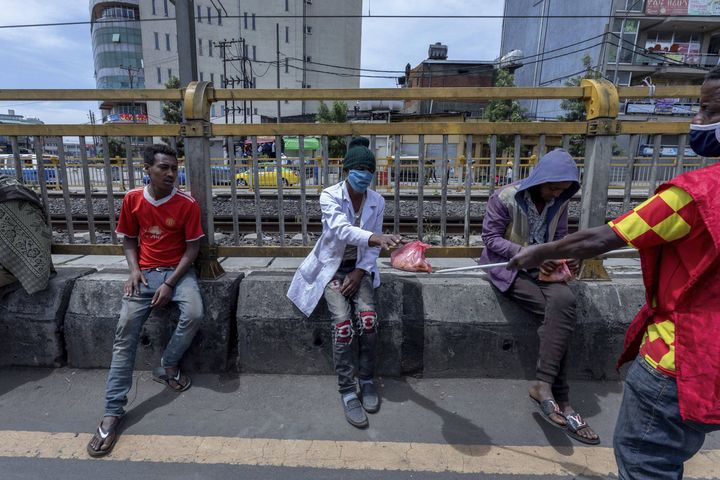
[172, 0, 198, 88]
[276, 23, 281, 123]
[119, 64, 142, 122]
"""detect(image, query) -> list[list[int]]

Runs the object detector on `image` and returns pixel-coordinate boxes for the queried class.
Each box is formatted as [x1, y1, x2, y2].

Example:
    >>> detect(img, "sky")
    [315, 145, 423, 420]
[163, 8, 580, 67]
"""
[0, 0, 504, 124]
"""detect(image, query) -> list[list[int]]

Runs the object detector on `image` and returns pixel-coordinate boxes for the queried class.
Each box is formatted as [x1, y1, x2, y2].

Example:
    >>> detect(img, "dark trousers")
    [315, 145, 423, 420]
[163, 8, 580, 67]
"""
[506, 271, 577, 402]
[614, 357, 716, 479]
[324, 266, 378, 395]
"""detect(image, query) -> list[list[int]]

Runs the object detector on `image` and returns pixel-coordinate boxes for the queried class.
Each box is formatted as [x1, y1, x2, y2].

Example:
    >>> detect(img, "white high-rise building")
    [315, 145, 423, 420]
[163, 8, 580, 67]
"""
[91, 0, 362, 125]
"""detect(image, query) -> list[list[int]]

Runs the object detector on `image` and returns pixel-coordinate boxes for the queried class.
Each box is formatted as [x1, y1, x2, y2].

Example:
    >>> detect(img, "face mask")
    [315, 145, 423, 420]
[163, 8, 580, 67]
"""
[347, 169, 374, 192]
[689, 122, 720, 157]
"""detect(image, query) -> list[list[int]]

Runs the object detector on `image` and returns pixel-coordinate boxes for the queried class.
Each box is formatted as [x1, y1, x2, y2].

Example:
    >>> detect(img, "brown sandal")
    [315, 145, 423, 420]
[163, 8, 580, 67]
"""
[87, 415, 123, 458]
[152, 367, 192, 392]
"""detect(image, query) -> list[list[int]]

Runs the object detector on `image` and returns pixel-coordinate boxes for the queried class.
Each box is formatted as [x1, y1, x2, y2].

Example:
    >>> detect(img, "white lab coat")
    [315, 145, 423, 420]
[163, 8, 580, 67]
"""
[287, 181, 384, 316]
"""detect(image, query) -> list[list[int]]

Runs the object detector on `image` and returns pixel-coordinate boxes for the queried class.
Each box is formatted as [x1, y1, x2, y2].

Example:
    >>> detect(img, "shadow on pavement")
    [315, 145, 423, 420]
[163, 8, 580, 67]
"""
[0, 367, 53, 398]
[381, 377, 493, 456]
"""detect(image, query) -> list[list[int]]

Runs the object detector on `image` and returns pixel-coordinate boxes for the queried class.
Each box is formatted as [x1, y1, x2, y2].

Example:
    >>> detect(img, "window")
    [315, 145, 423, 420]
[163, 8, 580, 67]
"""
[306, 26, 312, 35]
[197, 5, 202, 21]
[252, 13, 256, 30]
[285, 0, 289, 11]
[168, 68, 172, 79]
[252, 45, 257, 61]
[211, 105, 216, 118]
[163, 0, 168, 16]
[221, 105, 225, 116]
[285, 26, 289, 43]
[198, 38, 203, 55]
[254, 108, 258, 115]
[154, 32, 159, 50]
[209, 39, 213, 57]
[200, 72, 204, 81]
[157, 67, 162, 84]
[151, 0, 156, 15]
[285, 58, 289, 73]
[220, 73, 225, 86]
[165, 33, 171, 51]
[210, 72, 215, 84]
[112, 33, 121, 43]
[207, 7, 212, 24]
[218, 10, 222, 25]
[244, 12, 248, 29]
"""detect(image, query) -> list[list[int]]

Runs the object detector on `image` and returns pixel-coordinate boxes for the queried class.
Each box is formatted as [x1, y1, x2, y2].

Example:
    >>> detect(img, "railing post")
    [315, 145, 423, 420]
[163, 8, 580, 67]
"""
[578, 78, 619, 281]
[183, 81, 225, 279]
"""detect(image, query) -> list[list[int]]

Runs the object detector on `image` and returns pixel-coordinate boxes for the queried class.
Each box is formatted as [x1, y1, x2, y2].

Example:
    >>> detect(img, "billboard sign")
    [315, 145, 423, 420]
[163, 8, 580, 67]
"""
[646, 0, 720, 15]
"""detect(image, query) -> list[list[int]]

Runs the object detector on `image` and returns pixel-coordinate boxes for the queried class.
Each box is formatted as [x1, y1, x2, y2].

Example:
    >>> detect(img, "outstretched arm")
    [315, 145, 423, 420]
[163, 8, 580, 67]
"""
[508, 224, 626, 270]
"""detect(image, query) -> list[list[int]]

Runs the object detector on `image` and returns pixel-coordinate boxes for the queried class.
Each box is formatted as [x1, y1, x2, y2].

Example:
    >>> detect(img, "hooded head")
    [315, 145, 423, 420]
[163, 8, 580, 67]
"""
[516, 148, 580, 204]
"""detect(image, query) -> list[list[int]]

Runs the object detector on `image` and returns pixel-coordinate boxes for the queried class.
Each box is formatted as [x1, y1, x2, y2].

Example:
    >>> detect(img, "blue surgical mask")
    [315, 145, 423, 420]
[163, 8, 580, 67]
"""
[689, 122, 720, 157]
[347, 169, 374, 192]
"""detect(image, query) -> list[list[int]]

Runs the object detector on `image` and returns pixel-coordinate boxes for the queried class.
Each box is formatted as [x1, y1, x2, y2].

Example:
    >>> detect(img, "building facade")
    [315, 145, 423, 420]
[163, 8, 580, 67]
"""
[500, 0, 720, 143]
[90, 0, 147, 124]
[90, 0, 362, 126]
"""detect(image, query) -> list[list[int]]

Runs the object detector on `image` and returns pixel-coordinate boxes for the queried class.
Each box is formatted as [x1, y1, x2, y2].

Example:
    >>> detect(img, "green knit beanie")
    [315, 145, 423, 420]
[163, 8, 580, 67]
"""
[343, 137, 376, 173]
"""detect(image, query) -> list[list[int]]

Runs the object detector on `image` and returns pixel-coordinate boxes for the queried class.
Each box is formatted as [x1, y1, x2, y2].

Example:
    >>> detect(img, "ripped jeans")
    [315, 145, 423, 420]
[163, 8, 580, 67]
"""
[323, 266, 378, 395]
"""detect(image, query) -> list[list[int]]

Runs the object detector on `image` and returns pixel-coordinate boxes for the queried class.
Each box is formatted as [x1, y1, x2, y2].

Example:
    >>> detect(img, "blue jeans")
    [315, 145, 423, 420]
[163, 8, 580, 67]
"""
[614, 356, 718, 480]
[104, 268, 204, 416]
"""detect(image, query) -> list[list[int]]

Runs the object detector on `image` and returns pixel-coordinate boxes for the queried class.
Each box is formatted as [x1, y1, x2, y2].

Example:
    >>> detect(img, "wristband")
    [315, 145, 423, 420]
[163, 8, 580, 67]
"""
[163, 281, 176, 289]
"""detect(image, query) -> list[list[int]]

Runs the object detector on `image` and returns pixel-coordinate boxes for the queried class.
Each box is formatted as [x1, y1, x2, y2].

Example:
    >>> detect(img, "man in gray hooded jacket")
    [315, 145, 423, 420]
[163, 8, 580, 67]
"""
[479, 149, 598, 444]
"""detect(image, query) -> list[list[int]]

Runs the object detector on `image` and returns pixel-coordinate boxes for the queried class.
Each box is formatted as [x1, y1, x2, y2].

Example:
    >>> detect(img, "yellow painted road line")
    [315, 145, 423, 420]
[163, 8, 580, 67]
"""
[1, 431, 719, 478]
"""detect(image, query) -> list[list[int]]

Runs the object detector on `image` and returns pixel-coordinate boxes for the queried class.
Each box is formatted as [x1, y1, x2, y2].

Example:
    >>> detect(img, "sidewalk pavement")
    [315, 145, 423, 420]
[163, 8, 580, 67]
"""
[0, 368, 717, 479]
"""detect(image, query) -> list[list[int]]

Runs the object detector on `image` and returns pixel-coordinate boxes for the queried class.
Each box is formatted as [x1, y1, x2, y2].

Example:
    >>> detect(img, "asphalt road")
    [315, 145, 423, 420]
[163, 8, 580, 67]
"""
[0, 368, 718, 479]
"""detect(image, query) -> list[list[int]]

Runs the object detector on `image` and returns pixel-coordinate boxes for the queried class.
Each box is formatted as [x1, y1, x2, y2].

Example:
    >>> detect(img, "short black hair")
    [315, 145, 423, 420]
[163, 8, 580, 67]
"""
[143, 144, 177, 166]
[705, 66, 720, 82]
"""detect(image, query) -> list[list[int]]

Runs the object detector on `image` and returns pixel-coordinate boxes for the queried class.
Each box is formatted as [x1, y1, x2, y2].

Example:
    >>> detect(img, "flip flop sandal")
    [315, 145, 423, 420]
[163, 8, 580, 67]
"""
[152, 367, 192, 392]
[529, 396, 566, 430]
[563, 412, 601, 445]
[87, 415, 123, 458]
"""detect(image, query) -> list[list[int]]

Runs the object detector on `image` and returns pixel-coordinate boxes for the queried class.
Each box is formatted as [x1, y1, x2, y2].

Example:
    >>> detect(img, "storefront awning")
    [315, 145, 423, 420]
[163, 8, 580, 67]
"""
[283, 136, 321, 151]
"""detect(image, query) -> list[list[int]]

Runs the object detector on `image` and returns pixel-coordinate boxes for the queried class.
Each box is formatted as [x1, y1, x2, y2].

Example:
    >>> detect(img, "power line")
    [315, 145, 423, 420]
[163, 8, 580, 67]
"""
[0, 13, 711, 30]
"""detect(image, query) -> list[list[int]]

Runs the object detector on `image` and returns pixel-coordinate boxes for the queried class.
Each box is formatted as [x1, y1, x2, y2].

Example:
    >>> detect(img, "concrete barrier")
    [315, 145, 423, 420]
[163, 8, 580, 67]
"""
[235, 272, 407, 376]
[235, 272, 645, 380]
[420, 276, 645, 380]
[64, 272, 243, 372]
[0, 268, 94, 367]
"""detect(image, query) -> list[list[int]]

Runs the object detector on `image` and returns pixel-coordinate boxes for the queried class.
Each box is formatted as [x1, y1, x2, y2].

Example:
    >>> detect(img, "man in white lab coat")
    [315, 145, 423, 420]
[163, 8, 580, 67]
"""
[287, 137, 402, 428]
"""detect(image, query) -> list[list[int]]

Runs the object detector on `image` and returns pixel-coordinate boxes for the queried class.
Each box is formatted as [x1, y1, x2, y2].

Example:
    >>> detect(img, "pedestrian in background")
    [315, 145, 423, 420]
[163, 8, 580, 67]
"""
[508, 66, 720, 479]
[87, 144, 205, 457]
[287, 137, 403, 428]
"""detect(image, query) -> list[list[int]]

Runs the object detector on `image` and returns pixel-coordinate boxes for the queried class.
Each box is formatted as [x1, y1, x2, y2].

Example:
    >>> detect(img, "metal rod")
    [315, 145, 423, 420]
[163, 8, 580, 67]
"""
[393, 134, 401, 235]
[251, 136, 263, 246]
[623, 134, 639, 211]
[369, 134, 377, 190]
[79, 136, 97, 243]
[299, 135, 308, 245]
[10, 136, 22, 182]
[33, 136, 50, 226]
[675, 134, 687, 177]
[434, 262, 508, 274]
[648, 134, 662, 196]
[463, 134, 473, 246]
[227, 136, 240, 245]
[512, 135, 521, 182]
[489, 135, 497, 196]
[322, 135, 329, 187]
[275, 134, 286, 246]
[102, 137, 117, 243]
[56, 139, 75, 243]
[562, 134, 570, 151]
[440, 134, 448, 246]
[417, 134, 425, 241]
[125, 136, 135, 190]
[538, 134, 546, 157]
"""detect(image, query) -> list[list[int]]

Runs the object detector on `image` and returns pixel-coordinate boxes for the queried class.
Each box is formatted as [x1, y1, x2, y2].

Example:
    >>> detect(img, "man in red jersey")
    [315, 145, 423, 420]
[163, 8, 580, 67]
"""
[508, 66, 720, 479]
[87, 144, 205, 457]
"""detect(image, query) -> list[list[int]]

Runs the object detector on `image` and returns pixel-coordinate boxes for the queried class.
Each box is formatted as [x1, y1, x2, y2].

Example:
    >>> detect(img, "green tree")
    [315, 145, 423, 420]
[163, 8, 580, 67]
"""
[483, 69, 527, 156]
[558, 54, 602, 156]
[161, 75, 184, 156]
[316, 101, 348, 158]
[107, 138, 126, 158]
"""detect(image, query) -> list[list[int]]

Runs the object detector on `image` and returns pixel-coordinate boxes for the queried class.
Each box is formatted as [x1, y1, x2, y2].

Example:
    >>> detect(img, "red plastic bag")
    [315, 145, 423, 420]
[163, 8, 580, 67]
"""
[390, 241, 433, 273]
[538, 259, 574, 283]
